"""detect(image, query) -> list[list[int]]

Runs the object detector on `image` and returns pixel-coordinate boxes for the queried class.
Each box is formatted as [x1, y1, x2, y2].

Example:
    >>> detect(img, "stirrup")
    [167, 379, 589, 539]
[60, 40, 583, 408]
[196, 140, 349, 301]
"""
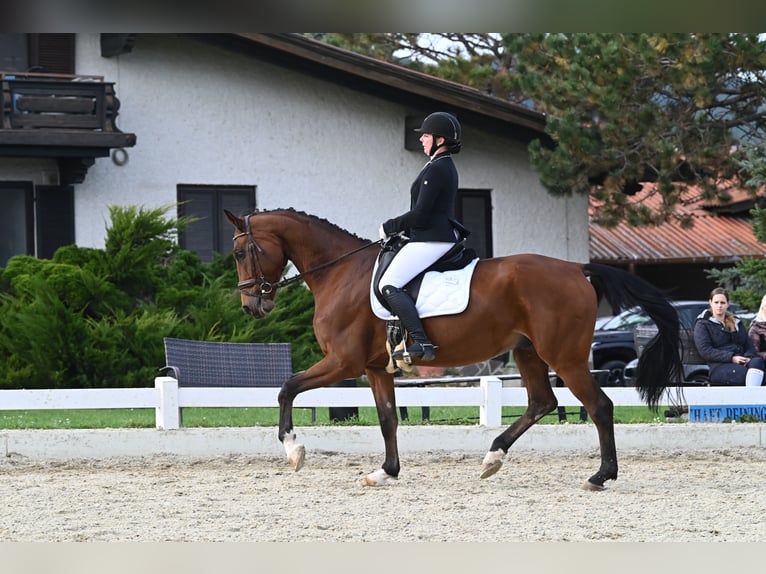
[392, 342, 437, 364]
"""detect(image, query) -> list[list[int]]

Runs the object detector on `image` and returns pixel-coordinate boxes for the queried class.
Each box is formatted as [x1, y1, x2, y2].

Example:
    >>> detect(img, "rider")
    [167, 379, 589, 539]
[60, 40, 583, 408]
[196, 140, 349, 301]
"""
[378, 111, 463, 362]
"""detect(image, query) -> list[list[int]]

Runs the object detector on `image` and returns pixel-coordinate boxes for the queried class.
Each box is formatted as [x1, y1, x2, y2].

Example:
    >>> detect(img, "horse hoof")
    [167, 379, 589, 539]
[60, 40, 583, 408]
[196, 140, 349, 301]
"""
[480, 460, 503, 479]
[360, 468, 396, 486]
[580, 480, 605, 492]
[479, 450, 504, 479]
[288, 444, 305, 472]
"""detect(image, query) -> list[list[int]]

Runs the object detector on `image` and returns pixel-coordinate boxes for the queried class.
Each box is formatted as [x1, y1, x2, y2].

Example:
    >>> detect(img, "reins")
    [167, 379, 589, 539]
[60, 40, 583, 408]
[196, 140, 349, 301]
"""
[233, 219, 380, 296]
[270, 239, 380, 289]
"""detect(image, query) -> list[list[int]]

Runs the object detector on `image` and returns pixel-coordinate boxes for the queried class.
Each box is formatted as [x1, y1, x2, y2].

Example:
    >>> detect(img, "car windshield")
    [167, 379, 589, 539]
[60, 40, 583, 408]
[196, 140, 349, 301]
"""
[597, 308, 652, 331]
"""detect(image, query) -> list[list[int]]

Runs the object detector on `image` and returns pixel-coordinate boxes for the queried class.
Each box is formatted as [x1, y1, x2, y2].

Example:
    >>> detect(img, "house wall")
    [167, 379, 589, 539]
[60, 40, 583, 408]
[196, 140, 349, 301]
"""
[0, 158, 59, 186]
[73, 34, 589, 262]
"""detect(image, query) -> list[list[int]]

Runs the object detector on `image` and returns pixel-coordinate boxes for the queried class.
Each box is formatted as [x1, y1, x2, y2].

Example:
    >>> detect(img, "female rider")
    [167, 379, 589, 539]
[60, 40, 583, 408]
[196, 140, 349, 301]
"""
[378, 111, 464, 362]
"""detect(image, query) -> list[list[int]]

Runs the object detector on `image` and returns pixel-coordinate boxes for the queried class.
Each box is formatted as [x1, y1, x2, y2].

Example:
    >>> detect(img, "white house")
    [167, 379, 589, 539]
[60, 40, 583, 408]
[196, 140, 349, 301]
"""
[1, 33, 589, 267]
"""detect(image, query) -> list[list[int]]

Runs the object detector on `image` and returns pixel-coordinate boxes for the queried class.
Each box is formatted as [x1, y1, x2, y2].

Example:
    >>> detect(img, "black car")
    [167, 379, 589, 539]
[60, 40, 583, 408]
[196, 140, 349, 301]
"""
[591, 300, 747, 386]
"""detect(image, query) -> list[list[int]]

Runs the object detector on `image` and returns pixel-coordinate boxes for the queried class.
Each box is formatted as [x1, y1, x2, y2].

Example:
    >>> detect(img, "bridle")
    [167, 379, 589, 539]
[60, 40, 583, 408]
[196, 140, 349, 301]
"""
[233, 215, 380, 297]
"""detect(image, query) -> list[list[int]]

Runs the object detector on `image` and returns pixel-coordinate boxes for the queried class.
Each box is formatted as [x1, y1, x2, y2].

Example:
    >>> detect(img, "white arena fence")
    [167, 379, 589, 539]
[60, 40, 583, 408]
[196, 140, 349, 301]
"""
[1, 376, 766, 430]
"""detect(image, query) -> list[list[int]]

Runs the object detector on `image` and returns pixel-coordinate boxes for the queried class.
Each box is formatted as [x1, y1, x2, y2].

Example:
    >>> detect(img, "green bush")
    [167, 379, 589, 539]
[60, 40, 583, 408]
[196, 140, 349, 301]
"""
[0, 274, 91, 387]
[0, 204, 322, 389]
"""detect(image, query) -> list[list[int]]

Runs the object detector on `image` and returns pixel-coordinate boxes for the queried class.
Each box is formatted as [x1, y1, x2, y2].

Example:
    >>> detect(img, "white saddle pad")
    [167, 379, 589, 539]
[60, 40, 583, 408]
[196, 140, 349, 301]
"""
[370, 257, 480, 320]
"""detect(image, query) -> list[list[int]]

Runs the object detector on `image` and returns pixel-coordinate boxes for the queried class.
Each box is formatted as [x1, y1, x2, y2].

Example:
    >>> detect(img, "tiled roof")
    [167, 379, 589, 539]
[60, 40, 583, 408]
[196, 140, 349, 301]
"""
[589, 186, 766, 264]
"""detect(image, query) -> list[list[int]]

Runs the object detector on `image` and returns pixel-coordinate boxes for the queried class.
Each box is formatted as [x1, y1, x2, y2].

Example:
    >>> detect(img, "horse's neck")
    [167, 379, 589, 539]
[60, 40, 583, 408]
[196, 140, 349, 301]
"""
[279, 216, 367, 275]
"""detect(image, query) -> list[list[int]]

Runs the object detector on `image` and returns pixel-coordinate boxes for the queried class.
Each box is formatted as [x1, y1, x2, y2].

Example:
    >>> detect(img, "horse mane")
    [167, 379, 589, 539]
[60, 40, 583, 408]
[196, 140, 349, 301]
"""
[253, 207, 372, 243]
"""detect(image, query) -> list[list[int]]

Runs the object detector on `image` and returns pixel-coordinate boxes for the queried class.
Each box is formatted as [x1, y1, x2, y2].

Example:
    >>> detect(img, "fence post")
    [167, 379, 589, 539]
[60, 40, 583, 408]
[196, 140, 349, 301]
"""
[480, 376, 503, 427]
[155, 377, 180, 430]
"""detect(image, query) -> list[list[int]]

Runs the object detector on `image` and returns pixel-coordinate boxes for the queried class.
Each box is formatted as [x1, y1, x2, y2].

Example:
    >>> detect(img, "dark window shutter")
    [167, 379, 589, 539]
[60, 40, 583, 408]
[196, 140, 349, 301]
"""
[457, 190, 493, 259]
[26, 34, 75, 74]
[178, 185, 255, 262]
[0, 181, 34, 266]
[36, 185, 74, 259]
[179, 190, 216, 261]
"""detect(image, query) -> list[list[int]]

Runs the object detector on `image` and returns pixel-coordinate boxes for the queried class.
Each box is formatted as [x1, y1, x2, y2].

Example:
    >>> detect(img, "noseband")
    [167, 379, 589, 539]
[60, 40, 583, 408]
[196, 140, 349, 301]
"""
[233, 215, 380, 298]
[233, 215, 279, 297]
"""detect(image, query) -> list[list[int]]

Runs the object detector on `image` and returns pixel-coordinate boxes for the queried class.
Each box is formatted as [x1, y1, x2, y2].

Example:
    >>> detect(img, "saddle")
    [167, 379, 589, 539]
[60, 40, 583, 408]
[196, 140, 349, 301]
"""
[372, 220, 476, 312]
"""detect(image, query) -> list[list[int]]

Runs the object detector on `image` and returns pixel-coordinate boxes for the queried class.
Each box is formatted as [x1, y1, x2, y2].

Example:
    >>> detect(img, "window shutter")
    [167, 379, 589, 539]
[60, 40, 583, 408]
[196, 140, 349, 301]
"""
[179, 190, 216, 261]
[36, 185, 74, 259]
[0, 182, 34, 266]
[457, 190, 493, 259]
[178, 185, 255, 262]
[27, 34, 75, 74]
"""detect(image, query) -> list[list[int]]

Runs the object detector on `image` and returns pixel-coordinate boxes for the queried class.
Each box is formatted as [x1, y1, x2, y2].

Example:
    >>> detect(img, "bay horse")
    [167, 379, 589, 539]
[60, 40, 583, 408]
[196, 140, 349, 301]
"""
[225, 208, 682, 490]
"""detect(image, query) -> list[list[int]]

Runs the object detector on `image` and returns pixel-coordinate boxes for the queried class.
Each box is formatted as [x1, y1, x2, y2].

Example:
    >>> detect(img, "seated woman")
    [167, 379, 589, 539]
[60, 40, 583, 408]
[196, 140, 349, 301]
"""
[694, 287, 765, 386]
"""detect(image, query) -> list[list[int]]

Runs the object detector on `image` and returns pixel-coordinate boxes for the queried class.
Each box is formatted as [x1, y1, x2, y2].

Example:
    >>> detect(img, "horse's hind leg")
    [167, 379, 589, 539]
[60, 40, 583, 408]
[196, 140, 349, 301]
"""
[480, 345, 557, 479]
[360, 367, 400, 486]
[557, 364, 617, 490]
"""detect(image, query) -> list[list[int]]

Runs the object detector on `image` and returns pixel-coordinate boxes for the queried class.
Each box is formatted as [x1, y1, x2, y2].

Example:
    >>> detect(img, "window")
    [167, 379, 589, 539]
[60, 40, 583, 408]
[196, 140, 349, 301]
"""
[0, 34, 28, 71]
[0, 182, 74, 266]
[0, 33, 75, 74]
[456, 189, 492, 258]
[177, 185, 256, 262]
[36, 186, 75, 259]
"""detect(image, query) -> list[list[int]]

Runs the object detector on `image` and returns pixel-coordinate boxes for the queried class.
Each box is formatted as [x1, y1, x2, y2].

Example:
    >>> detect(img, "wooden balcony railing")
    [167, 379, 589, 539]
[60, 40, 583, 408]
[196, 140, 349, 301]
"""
[1, 71, 123, 132]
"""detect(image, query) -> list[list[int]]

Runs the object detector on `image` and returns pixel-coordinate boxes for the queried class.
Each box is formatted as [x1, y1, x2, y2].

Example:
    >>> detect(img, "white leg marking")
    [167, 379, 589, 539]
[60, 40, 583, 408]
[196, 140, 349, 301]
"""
[360, 468, 397, 487]
[283, 431, 305, 472]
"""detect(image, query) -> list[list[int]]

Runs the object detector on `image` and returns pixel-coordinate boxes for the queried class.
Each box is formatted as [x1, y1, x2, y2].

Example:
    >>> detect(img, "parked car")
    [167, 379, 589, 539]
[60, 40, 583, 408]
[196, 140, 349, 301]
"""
[591, 301, 749, 386]
[622, 339, 712, 387]
[594, 315, 614, 330]
[622, 356, 711, 387]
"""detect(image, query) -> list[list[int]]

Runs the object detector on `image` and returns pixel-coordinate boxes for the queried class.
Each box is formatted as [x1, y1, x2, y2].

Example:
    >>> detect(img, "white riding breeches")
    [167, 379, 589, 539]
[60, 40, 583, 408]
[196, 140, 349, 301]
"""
[378, 241, 454, 289]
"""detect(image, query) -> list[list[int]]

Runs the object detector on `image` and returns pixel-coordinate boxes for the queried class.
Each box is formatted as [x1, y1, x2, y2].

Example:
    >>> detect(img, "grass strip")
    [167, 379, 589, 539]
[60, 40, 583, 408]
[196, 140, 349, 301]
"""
[0, 405, 666, 430]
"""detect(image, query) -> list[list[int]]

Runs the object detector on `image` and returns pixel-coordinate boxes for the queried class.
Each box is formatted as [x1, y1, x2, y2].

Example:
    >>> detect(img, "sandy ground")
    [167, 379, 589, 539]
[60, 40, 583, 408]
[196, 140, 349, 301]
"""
[2, 446, 765, 542]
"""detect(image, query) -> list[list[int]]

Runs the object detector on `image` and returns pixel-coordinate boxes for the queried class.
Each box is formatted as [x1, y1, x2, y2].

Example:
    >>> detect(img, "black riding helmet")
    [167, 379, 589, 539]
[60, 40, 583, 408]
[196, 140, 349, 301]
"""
[415, 112, 462, 155]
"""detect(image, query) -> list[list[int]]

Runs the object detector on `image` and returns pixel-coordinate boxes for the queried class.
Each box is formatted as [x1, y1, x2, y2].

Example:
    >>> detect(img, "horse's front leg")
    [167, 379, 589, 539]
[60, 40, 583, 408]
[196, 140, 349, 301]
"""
[277, 373, 305, 471]
[360, 367, 400, 486]
[277, 358, 354, 472]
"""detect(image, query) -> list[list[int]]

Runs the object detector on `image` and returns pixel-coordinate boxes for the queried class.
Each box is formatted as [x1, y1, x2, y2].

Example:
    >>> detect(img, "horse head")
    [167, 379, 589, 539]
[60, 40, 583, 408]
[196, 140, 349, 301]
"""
[225, 209, 288, 318]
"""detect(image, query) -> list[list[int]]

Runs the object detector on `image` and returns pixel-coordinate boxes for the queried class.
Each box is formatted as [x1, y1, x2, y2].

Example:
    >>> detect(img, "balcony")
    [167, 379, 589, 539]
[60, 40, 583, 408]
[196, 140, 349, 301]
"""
[0, 71, 136, 183]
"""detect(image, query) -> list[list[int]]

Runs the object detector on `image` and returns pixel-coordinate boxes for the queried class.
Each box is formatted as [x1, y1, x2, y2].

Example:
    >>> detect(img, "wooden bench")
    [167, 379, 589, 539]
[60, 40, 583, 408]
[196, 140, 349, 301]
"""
[160, 337, 314, 421]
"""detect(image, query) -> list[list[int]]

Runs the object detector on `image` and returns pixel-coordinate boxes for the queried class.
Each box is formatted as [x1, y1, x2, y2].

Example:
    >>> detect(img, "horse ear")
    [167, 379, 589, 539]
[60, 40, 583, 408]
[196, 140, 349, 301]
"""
[224, 209, 246, 233]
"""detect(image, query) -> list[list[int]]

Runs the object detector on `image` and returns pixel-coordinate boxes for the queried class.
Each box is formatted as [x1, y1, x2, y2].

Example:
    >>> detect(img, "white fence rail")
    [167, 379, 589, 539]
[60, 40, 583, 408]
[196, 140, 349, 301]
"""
[2, 377, 766, 430]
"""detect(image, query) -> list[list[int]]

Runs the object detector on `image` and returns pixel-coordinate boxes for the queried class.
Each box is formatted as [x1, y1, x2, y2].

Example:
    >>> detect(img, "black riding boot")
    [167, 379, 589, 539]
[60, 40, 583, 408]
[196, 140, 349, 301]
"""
[382, 285, 436, 362]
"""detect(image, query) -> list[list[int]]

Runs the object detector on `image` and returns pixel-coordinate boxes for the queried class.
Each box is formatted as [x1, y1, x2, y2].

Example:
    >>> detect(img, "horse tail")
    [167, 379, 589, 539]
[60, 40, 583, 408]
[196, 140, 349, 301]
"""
[583, 262, 683, 409]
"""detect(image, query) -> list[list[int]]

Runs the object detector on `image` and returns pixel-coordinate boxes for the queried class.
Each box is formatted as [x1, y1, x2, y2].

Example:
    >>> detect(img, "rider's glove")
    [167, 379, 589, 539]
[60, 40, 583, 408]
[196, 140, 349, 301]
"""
[380, 219, 397, 237]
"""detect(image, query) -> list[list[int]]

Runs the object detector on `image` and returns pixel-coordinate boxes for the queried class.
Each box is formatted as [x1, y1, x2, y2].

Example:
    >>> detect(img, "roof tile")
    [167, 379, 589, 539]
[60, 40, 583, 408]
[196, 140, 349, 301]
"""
[590, 186, 765, 264]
